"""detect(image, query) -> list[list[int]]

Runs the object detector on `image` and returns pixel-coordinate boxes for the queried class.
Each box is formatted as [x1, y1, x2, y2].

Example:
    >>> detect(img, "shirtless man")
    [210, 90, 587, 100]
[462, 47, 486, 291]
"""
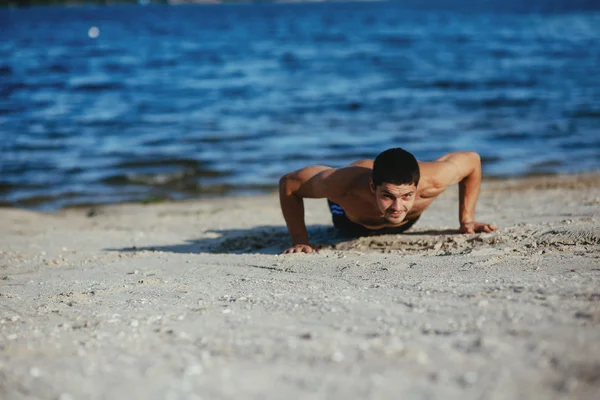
[279, 148, 498, 254]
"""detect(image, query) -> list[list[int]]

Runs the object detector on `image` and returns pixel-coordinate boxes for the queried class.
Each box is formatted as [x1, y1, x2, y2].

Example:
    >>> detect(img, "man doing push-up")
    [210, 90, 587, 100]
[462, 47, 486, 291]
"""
[279, 148, 498, 254]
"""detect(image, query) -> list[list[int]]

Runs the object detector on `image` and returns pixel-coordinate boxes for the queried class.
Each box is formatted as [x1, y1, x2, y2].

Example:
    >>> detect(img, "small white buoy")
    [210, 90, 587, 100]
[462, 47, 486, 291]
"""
[88, 26, 100, 39]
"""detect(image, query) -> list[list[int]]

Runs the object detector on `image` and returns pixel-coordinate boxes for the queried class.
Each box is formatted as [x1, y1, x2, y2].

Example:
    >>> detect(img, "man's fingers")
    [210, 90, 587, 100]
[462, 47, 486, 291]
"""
[282, 245, 316, 254]
[480, 223, 498, 233]
[461, 222, 499, 235]
[487, 224, 498, 232]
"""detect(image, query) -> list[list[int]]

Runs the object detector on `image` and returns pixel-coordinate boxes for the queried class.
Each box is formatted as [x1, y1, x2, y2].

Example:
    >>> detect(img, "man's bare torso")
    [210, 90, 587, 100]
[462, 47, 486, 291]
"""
[326, 159, 448, 230]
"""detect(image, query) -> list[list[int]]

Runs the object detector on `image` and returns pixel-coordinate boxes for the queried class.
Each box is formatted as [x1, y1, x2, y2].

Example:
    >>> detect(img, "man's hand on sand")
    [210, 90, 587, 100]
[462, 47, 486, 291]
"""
[460, 221, 498, 234]
[282, 244, 321, 254]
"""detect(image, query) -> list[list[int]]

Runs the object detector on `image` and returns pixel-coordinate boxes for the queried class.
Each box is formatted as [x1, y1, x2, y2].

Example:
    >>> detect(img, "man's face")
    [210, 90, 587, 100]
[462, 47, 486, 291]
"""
[372, 182, 417, 224]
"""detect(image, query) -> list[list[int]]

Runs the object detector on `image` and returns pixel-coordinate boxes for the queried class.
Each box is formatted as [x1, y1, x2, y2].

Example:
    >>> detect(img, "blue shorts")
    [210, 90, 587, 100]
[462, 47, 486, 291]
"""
[328, 200, 419, 237]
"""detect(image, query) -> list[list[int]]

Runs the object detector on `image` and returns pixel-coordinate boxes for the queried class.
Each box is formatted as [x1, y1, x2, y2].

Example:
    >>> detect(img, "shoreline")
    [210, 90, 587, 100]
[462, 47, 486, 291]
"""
[1, 173, 599, 399]
[3, 171, 599, 213]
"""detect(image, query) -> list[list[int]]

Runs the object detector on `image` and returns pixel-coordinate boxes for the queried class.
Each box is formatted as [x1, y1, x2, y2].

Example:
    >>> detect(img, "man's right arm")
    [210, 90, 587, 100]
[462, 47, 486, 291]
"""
[278, 165, 335, 254]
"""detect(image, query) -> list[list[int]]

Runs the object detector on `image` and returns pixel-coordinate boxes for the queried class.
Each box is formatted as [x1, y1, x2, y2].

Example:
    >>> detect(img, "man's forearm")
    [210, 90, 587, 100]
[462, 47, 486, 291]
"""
[458, 153, 482, 224]
[279, 177, 309, 245]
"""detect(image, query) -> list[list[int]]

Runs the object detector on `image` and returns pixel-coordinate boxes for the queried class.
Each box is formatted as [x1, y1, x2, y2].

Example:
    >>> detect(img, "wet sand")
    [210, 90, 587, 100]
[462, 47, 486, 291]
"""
[1, 174, 599, 399]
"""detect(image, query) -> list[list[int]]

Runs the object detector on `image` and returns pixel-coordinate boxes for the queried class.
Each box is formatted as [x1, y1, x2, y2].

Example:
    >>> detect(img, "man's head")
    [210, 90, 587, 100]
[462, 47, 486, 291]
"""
[370, 148, 420, 224]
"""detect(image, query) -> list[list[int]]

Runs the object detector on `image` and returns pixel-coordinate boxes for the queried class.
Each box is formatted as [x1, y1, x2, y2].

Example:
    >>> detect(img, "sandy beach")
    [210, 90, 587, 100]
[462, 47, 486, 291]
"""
[1, 174, 599, 399]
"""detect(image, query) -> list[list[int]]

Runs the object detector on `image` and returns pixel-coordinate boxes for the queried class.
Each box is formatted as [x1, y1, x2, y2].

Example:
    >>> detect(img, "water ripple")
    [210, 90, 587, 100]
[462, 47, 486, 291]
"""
[1, 2, 599, 209]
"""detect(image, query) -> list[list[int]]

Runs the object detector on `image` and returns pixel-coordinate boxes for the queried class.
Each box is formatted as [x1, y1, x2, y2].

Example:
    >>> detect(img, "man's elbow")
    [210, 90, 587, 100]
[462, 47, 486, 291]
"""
[279, 173, 298, 196]
[467, 151, 481, 166]
[453, 152, 481, 182]
[465, 152, 482, 176]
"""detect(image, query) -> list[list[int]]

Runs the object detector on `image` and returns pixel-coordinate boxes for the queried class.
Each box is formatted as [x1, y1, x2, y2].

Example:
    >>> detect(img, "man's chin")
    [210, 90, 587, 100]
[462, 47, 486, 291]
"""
[385, 215, 405, 224]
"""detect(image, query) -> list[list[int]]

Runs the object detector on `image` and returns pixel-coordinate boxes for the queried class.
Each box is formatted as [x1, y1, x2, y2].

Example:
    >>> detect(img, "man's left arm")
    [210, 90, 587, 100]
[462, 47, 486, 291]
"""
[436, 152, 498, 234]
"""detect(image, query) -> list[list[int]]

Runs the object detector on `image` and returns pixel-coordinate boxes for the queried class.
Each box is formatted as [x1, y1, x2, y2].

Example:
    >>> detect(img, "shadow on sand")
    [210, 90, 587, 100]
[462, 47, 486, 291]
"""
[106, 224, 462, 255]
[106, 225, 340, 255]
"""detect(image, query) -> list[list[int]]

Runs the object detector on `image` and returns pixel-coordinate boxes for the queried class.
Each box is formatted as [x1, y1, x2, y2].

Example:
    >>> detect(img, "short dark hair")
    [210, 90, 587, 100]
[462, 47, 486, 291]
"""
[372, 148, 420, 187]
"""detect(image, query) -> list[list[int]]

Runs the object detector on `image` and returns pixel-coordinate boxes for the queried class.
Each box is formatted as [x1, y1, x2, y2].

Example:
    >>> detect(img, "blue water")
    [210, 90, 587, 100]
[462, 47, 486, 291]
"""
[1, 2, 600, 210]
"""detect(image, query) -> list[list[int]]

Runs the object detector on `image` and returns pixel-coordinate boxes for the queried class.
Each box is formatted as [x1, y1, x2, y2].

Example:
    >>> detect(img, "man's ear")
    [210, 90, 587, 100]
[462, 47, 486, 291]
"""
[369, 178, 376, 194]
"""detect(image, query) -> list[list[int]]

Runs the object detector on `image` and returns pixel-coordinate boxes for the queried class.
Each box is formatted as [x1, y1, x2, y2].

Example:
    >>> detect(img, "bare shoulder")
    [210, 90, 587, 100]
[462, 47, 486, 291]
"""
[285, 164, 368, 199]
[419, 151, 480, 194]
[316, 159, 373, 198]
[327, 164, 372, 197]
[350, 159, 374, 168]
[418, 160, 458, 197]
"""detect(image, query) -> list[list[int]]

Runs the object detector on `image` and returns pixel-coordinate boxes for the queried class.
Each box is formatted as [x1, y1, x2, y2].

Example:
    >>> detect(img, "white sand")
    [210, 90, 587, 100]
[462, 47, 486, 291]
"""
[1, 174, 599, 399]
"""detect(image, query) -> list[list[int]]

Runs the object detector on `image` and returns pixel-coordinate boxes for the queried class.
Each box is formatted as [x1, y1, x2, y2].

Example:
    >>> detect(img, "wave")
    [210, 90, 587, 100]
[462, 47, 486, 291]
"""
[69, 81, 125, 92]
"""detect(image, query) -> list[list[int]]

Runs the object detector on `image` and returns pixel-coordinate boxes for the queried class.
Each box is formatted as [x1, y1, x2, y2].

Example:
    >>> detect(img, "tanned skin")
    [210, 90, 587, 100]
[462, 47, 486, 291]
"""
[279, 151, 498, 254]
